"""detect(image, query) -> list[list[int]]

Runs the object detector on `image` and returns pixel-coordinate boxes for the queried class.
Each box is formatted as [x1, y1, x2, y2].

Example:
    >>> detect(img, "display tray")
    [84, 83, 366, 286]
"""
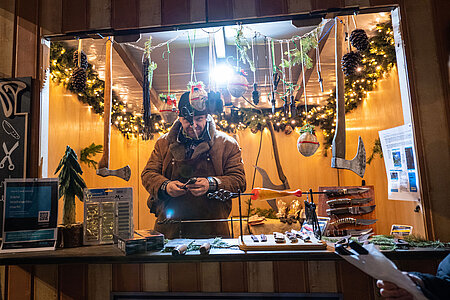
[238, 234, 327, 251]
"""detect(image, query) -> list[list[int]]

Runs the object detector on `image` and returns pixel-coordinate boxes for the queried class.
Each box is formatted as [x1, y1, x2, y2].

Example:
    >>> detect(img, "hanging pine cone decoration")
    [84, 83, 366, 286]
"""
[341, 51, 362, 76]
[73, 50, 88, 70]
[350, 29, 369, 51]
[71, 67, 87, 92]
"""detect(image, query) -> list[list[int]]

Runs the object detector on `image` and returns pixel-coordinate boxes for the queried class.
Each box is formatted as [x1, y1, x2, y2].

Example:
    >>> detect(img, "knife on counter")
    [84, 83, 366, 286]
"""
[329, 217, 377, 227]
[327, 205, 376, 216]
[323, 187, 370, 197]
[326, 198, 372, 207]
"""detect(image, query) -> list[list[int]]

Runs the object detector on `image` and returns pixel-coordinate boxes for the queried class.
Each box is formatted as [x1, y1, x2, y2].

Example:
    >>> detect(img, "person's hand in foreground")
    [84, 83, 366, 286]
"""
[377, 272, 424, 300]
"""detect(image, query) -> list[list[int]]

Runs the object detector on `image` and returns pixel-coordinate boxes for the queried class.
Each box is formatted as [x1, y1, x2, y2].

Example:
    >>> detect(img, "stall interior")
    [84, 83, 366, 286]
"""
[45, 11, 426, 239]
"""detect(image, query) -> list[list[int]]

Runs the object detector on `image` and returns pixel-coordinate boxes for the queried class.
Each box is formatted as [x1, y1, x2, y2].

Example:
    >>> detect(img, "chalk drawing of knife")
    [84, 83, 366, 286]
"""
[2, 120, 20, 140]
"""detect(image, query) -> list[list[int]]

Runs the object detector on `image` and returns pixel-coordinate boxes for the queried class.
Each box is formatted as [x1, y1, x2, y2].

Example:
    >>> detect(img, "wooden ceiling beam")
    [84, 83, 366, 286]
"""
[294, 19, 334, 102]
[112, 42, 162, 110]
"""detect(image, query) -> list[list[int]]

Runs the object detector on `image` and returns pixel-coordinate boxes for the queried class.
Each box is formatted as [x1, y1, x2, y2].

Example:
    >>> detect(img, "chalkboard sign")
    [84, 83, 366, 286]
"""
[0, 77, 32, 181]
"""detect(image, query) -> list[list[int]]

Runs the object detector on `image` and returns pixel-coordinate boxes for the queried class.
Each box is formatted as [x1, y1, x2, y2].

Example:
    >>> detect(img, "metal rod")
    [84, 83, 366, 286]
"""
[238, 190, 244, 243]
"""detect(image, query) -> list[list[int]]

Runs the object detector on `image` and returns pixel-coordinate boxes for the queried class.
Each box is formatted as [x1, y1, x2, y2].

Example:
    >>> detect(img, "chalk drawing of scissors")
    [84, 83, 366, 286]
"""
[0, 141, 19, 170]
[2, 120, 20, 139]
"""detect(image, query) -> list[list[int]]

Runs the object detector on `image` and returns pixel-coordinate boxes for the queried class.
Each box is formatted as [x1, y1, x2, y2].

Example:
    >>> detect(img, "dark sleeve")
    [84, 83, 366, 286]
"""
[410, 254, 450, 300]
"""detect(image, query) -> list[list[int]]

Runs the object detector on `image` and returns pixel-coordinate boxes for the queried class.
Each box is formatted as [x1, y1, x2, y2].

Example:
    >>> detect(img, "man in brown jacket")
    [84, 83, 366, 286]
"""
[141, 90, 246, 238]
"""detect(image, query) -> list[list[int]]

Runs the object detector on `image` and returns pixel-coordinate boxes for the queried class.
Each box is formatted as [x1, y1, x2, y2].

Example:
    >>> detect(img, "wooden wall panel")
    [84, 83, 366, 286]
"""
[62, 0, 88, 33]
[207, 0, 233, 21]
[337, 261, 374, 300]
[142, 263, 169, 292]
[220, 261, 247, 292]
[286, 0, 312, 14]
[89, 0, 110, 30]
[0, 0, 14, 78]
[307, 261, 338, 292]
[0, 266, 5, 300]
[112, 0, 139, 30]
[7, 266, 32, 300]
[161, 0, 190, 25]
[394, 258, 439, 275]
[247, 261, 274, 292]
[312, 0, 345, 12]
[256, 0, 287, 17]
[112, 264, 141, 292]
[34, 265, 57, 300]
[139, 0, 161, 28]
[15, 0, 38, 78]
[59, 264, 87, 300]
[232, 0, 257, 19]
[190, 0, 206, 23]
[41, 0, 62, 35]
[169, 262, 199, 292]
[344, 0, 371, 8]
[88, 264, 112, 300]
[274, 261, 308, 292]
[199, 262, 221, 292]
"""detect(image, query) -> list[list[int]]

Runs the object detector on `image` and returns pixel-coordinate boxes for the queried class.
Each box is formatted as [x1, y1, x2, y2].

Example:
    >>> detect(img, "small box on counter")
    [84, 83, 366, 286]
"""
[113, 230, 164, 255]
[134, 229, 165, 251]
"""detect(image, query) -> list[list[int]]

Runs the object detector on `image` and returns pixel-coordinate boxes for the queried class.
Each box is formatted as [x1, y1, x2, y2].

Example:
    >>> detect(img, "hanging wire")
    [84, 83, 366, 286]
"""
[316, 30, 324, 94]
[124, 31, 186, 52]
[280, 41, 286, 95]
[167, 43, 170, 95]
[299, 37, 307, 114]
[208, 31, 217, 91]
[352, 13, 358, 29]
[188, 30, 197, 83]
[287, 40, 292, 87]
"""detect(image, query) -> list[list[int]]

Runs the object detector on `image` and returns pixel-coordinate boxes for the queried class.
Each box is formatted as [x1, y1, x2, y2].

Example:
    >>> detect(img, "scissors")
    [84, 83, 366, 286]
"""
[0, 141, 19, 170]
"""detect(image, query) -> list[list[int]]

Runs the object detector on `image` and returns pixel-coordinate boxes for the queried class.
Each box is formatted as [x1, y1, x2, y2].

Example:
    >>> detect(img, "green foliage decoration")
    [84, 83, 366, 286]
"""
[367, 137, 383, 164]
[54, 146, 87, 225]
[234, 26, 255, 72]
[280, 35, 318, 69]
[80, 143, 103, 169]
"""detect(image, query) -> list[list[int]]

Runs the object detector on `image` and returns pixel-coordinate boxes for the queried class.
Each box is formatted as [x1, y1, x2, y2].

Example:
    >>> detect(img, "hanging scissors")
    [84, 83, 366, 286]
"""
[0, 141, 19, 170]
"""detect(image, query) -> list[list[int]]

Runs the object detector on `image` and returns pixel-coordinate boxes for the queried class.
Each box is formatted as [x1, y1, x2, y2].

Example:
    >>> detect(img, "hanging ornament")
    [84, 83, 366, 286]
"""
[227, 70, 248, 98]
[289, 95, 296, 117]
[341, 51, 362, 76]
[251, 34, 259, 105]
[297, 125, 319, 157]
[159, 94, 178, 124]
[142, 36, 157, 140]
[284, 124, 293, 135]
[189, 82, 207, 111]
[250, 127, 258, 134]
[350, 29, 369, 52]
[71, 39, 86, 92]
[207, 91, 223, 114]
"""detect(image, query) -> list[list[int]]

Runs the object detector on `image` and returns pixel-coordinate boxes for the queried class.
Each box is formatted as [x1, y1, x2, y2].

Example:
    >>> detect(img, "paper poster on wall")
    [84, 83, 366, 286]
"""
[1, 178, 58, 252]
[379, 124, 420, 201]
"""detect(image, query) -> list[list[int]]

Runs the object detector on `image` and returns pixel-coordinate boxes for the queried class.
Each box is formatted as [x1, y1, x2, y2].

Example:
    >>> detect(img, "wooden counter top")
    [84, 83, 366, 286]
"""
[0, 239, 448, 265]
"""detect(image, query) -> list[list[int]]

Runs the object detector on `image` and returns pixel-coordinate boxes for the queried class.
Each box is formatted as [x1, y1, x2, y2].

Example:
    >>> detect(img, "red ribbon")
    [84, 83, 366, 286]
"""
[167, 96, 176, 106]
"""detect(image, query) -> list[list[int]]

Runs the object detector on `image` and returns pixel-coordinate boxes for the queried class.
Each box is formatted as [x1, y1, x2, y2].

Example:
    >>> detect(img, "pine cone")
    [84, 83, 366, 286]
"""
[341, 51, 362, 76]
[73, 50, 88, 69]
[350, 29, 369, 51]
[71, 67, 87, 92]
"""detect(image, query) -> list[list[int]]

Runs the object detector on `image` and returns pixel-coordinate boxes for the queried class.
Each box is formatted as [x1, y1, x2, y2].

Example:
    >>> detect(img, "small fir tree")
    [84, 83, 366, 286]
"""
[54, 146, 87, 225]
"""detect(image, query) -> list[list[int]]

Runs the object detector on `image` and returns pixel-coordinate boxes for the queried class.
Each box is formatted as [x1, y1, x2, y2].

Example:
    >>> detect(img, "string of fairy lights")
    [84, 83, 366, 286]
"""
[49, 20, 395, 149]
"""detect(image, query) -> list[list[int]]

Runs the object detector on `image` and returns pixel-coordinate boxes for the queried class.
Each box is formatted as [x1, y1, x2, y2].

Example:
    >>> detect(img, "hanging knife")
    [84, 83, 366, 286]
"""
[326, 205, 376, 216]
[327, 228, 373, 237]
[329, 217, 377, 227]
[323, 187, 370, 197]
[327, 198, 372, 207]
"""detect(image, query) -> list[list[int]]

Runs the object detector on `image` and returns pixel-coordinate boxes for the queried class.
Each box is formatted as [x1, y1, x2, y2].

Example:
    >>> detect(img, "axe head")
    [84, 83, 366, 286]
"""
[97, 165, 131, 181]
[331, 136, 366, 178]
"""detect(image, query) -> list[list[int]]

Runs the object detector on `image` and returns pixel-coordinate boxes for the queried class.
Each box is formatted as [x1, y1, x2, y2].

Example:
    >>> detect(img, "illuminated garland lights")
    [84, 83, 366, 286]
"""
[50, 21, 395, 148]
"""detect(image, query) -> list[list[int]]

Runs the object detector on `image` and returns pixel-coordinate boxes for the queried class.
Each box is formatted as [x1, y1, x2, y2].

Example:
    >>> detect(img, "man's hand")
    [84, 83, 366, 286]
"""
[376, 272, 423, 300]
[166, 181, 188, 197]
[186, 177, 209, 196]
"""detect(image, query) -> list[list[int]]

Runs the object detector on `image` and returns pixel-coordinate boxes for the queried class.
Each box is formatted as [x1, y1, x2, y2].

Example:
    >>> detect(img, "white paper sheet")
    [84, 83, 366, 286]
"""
[379, 124, 420, 201]
[338, 244, 427, 300]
